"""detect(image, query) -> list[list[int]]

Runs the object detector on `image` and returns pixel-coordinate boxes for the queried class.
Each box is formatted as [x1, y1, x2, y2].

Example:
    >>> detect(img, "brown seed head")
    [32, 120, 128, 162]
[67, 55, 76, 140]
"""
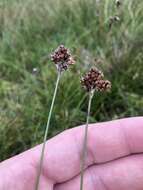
[51, 45, 75, 72]
[81, 67, 111, 92]
[81, 67, 104, 92]
[95, 79, 111, 92]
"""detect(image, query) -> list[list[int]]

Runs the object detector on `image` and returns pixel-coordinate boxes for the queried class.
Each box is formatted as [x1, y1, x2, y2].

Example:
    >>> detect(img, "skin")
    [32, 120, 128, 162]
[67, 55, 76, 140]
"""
[0, 117, 143, 190]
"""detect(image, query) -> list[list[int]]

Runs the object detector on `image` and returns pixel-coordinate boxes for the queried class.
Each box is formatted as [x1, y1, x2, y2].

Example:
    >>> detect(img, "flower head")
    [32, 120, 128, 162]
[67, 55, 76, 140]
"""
[115, 0, 122, 7]
[109, 16, 120, 29]
[51, 45, 75, 72]
[81, 67, 111, 92]
[95, 79, 111, 92]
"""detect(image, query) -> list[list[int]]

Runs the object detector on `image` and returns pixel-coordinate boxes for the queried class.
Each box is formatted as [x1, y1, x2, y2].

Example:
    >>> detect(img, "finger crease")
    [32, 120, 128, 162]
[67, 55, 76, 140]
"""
[98, 174, 110, 190]
[71, 131, 83, 164]
[119, 120, 132, 155]
[89, 168, 110, 190]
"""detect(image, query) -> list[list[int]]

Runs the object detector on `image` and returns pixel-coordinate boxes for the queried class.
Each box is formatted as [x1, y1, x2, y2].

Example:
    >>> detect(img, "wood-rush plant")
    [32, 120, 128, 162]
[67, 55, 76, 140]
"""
[35, 45, 75, 190]
[80, 67, 111, 190]
[79, 1, 121, 188]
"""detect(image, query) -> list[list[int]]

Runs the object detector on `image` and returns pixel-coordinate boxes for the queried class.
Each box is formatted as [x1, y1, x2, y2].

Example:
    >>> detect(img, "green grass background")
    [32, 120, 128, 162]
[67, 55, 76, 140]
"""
[0, 0, 143, 161]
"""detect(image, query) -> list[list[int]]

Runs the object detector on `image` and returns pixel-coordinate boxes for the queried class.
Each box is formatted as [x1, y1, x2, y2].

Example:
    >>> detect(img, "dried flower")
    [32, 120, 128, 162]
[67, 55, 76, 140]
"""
[115, 0, 122, 7]
[51, 45, 75, 72]
[109, 16, 120, 28]
[81, 67, 111, 92]
[81, 67, 103, 92]
[95, 79, 111, 92]
[114, 16, 120, 22]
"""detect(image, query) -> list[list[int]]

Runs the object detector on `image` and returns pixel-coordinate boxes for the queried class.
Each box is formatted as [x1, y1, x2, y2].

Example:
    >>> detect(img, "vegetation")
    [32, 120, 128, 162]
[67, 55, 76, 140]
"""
[0, 0, 143, 161]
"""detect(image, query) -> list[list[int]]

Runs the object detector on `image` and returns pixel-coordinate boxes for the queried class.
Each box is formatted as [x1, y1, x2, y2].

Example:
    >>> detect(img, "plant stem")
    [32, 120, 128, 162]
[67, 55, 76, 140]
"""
[35, 71, 61, 190]
[80, 90, 94, 190]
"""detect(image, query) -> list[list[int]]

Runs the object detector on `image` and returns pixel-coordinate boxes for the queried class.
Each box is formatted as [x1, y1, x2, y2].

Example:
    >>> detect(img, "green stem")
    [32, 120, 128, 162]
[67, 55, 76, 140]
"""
[80, 90, 94, 190]
[35, 71, 61, 190]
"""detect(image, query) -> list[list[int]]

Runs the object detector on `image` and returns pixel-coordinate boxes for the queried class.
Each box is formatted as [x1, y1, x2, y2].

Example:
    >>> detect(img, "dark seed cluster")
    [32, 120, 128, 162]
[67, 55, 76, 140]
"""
[51, 45, 75, 72]
[81, 67, 111, 92]
[109, 16, 120, 29]
[115, 0, 122, 7]
[95, 79, 111, 92]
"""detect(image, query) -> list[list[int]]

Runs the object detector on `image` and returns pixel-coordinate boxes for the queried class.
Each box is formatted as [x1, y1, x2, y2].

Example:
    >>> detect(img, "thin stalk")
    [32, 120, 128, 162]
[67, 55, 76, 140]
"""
[80, 90, 94, 190]
[35, 71, 61, 190]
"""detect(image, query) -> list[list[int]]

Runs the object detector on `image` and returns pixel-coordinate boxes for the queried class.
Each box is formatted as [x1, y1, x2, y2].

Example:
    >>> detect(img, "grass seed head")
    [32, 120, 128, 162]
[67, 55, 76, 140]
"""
[81, 67, 111, 92]
[51, 45, 75, 72]
[95, 79, 111, 92]
[115, 0, 122, 8]
[109, 16, 120, 28]
[81, 67, 103, 92]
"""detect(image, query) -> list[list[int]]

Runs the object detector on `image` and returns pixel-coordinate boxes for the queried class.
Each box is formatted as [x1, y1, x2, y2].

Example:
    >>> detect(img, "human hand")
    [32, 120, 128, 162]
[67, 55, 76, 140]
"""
[0, 117, 143, 190]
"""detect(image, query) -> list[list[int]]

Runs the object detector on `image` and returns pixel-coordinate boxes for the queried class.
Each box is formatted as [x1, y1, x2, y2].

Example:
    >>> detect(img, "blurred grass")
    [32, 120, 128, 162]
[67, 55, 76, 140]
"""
[0, 0, 143, 161]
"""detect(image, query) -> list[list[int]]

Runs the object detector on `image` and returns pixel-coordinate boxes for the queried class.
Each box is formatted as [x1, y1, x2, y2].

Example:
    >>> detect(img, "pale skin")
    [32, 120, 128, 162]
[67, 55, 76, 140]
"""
[0, 117, 143, 190]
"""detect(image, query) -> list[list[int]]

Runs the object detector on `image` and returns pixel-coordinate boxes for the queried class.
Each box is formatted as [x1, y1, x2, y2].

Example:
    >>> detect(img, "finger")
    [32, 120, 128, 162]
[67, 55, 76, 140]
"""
[31, 117, 143, 183]
[0, 156, 53, 190]
[55, 154, 143, 190]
